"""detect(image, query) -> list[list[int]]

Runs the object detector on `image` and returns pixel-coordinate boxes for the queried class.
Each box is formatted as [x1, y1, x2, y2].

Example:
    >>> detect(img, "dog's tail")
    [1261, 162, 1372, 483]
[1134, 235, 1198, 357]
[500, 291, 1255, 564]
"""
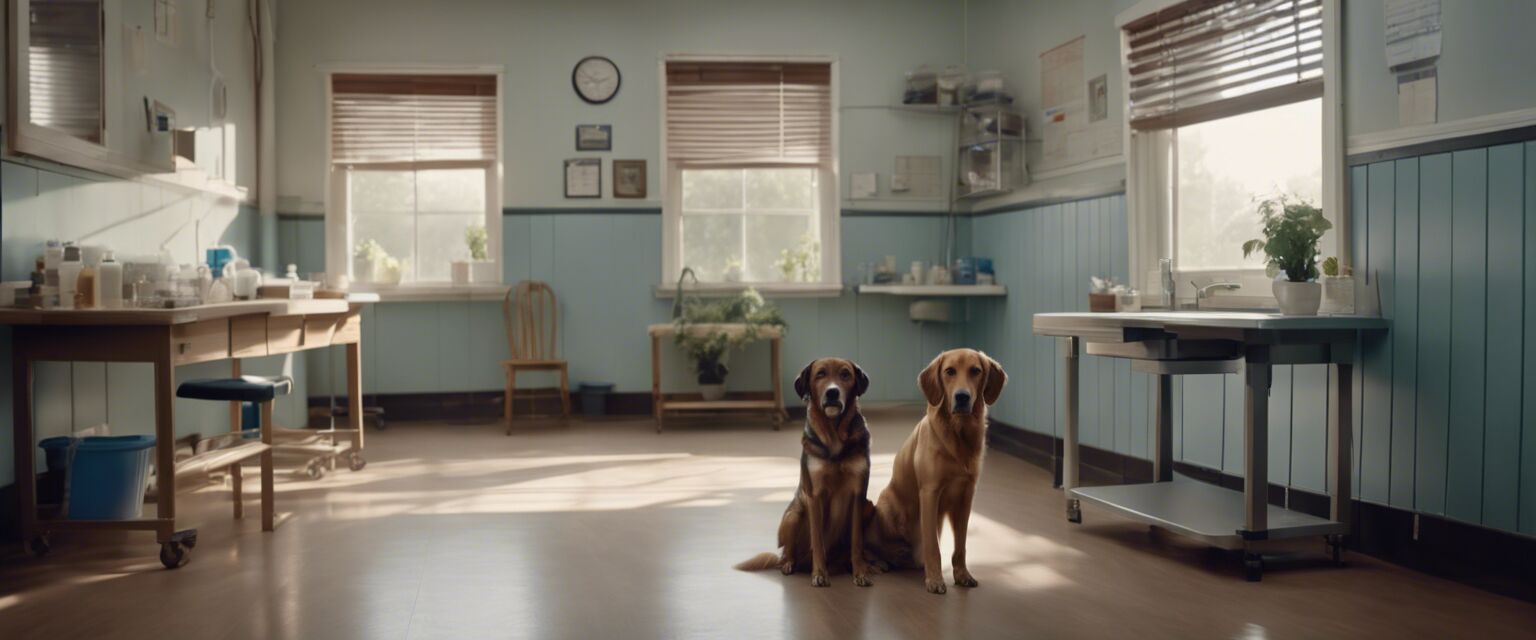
[734, 552, 781, 572]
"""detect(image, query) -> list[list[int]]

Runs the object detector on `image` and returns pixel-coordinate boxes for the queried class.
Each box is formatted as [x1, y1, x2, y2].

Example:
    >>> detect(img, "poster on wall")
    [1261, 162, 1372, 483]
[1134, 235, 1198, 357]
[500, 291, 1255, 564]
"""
[1039, 36, 1120, 173]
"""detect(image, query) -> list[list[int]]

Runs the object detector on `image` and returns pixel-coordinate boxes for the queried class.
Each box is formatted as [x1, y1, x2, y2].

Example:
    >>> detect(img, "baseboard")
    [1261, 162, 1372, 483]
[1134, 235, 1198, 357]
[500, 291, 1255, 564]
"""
[985, 419, 1536, 603]
[304, 390, 804, 425]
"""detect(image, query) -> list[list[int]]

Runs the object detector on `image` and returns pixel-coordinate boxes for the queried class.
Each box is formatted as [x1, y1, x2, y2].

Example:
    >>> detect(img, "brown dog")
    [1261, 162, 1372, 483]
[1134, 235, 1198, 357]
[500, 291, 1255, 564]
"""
[736, 357, 874, 587]
[871, 349, 1006, 594]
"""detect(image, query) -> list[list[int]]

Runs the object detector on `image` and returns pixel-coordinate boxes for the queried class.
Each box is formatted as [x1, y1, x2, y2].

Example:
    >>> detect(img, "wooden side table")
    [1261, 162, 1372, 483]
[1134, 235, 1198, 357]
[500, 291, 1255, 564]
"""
[647, 323, 786, 433]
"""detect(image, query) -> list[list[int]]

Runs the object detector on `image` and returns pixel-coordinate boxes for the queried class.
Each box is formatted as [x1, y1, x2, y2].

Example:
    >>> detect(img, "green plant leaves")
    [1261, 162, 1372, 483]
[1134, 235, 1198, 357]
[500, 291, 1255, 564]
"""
[1240, 195, 1329, 283]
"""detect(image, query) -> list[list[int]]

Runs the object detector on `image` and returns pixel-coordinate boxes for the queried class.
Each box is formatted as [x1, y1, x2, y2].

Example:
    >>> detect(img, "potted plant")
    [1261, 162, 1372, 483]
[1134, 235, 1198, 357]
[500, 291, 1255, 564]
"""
[1318, 256, 1355, 314]
[673, 288, 786, 400]
[1242, 196, 1331, 316]
[453, 225, 494, 283]
[354, 239, 403, 285]
[772, 233, 821, 283]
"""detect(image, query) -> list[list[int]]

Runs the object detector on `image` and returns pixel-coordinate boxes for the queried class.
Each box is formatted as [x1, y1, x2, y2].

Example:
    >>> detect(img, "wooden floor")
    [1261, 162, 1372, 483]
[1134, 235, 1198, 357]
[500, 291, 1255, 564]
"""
[1, 405, 1532, 639]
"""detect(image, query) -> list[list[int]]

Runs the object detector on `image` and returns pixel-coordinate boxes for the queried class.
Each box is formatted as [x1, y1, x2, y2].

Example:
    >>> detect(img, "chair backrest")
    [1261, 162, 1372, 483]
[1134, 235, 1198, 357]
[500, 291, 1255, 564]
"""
[504, 280, 558, 360]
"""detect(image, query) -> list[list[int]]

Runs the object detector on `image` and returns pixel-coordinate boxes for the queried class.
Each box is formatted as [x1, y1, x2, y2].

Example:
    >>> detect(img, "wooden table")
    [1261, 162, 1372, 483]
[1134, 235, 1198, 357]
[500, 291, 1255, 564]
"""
[648, 323, 787, 433]
[4, 297, 375, 564]
[1033, 311, 1387, 581]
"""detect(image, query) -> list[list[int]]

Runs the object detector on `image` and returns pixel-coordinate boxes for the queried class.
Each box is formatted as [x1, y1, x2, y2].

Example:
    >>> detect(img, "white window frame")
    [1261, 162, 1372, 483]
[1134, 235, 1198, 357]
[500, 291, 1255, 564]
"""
[658, 54, 842, 297]
[1119, 0, 1344, 307]
[322, 64, 505, 298]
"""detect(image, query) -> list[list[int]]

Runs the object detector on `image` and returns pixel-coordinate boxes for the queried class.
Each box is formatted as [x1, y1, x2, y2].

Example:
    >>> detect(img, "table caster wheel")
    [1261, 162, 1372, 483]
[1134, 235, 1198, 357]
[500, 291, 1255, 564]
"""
[348, 451, 366, 471]
[1066, 499, 1082, 524]
[160, 541, 191, 569]
[24, 535, 51, 557]
[1243, 554, 1263, 582]
[304, 463, 325, 480]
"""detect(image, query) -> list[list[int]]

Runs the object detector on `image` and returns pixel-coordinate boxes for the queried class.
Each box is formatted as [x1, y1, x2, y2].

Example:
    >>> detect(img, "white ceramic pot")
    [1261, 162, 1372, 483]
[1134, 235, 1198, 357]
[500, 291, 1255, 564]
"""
[451, 261, 472, 284]
[470, 260, 498, 283]
[699, 384, 727, 401]
[1273, 280, 1322, 316]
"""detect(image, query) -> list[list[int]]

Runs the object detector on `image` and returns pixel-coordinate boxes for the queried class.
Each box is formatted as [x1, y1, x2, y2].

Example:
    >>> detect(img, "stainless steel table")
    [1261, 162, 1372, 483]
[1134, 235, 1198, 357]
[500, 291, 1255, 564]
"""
[1032, 311, 1388, 581]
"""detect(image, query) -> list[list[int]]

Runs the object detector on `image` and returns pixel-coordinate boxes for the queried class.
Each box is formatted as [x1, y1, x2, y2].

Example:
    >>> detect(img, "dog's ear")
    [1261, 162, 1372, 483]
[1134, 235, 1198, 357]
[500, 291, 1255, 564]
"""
[794, 360, 816, 399]
[918, 354, 945, 407]
[852, 362, 870, 398]
[981, 351, 1008, 406]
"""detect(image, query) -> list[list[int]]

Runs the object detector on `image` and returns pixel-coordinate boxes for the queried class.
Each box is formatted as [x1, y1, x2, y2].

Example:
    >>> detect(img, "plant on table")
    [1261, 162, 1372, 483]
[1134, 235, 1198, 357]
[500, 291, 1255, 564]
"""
[672, 288, 786, 397]
[1241, 195, 1331, 315]
[465, 224, 489, 261]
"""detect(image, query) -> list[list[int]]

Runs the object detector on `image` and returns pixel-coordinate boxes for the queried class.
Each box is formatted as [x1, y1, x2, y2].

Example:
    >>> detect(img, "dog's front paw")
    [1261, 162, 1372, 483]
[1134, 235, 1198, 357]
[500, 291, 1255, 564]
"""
[853, 569, 873, 587]
[810, 572, 830, 587]
[779, 560, 795, 575]
[925, 577, 948, 594]
[954, 569, 979, 588]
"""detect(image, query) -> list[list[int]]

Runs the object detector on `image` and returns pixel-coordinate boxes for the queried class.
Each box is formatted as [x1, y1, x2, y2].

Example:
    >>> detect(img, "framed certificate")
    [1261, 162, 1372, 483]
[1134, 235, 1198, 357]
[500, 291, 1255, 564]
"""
[564, 158, 602, 198]
[613, 160, 646, 199]
[575, 124, 612, 151]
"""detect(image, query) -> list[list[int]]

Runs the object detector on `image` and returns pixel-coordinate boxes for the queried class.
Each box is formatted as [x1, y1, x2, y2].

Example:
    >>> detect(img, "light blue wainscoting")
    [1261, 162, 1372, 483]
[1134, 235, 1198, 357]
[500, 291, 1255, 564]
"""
[284, 212, 973, 407]
[965, 141, 1536, 538]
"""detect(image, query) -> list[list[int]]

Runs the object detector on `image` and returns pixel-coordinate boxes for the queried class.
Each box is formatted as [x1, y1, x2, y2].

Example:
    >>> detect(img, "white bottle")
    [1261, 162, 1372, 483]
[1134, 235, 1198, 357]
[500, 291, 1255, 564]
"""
[43, 240, 63, 289]
[96, 251, 124, 309]
[58, 246, 83, 310]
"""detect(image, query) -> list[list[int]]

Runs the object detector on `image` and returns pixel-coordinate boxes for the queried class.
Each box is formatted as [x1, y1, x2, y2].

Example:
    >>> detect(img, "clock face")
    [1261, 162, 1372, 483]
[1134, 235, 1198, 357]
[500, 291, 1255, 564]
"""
[573, 56, 620, 104]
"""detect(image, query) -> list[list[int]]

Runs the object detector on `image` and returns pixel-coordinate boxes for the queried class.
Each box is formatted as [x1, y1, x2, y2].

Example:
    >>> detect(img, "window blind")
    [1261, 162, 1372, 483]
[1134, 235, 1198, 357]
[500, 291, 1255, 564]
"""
[665, 62, 831, 165]
[1124, 0, 1321, 131]
[330, 74, 496, 165]
[28, 0, 103, 142]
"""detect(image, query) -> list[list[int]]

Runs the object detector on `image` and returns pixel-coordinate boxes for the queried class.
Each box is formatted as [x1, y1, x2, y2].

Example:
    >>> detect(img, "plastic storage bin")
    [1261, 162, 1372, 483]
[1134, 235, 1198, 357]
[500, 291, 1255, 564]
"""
[578, 382, 615, 417]
[66, 435, 156, 520]
[39, 436, 74, 472]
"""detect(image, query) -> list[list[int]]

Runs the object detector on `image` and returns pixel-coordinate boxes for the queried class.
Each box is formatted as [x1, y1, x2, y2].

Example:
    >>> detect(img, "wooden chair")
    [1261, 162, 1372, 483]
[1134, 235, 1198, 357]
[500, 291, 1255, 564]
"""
[502, 280, 570, 434]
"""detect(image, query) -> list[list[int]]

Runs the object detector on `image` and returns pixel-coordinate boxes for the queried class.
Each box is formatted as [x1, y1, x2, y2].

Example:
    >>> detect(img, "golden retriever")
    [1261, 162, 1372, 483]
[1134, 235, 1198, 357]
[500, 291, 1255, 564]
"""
[736, 357, 875, 587]
[871, 348, 1006, 594]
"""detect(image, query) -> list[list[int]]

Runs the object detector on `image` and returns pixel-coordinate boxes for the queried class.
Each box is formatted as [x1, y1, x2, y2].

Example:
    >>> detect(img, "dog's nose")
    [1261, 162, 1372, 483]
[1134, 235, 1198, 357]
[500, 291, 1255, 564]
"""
[954, 390, 972, 406]
[824, 387, 841, 402]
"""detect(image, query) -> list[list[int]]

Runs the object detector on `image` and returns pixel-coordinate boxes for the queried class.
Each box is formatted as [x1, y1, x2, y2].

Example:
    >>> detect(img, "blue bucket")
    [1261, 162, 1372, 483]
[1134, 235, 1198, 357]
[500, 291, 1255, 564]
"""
[66, 435, 156, 520]
[39, 436, 75, 473]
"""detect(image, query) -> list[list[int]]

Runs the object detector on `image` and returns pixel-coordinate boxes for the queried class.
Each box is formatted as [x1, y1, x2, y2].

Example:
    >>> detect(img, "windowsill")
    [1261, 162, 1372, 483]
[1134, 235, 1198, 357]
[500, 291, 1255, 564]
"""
[350, 282, 510, 302]
[652, 282, 844, 299]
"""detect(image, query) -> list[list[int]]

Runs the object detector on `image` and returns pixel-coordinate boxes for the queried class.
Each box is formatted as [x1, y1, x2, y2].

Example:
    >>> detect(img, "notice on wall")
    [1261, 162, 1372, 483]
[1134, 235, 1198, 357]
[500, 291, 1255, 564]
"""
[894, 155, 942, 199]
[1384, 0, 1441, 69]
[1398, 67, 1438, 126]
[1040, 36, 1120, 173]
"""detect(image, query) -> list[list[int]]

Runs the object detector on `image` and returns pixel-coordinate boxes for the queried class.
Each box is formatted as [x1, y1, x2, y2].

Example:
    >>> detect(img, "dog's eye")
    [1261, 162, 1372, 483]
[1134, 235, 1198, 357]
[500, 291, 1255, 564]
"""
[815, 370, 826, 378]
[970, 366, 982, 376]
[944, 367, 956, 376]
[840, 370, 851, 379]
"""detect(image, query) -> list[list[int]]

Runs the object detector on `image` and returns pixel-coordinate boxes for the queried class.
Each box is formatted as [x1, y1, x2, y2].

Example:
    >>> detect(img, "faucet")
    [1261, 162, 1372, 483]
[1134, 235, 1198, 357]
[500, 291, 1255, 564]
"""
[1192, 281, 1241, 310]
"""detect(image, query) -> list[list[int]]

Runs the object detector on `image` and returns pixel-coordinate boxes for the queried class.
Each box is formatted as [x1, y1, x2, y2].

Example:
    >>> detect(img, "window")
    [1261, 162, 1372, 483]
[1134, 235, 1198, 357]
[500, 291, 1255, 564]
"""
[662, 59, 839, 288]
[326, 72, 502, 287]
[1121, 0, 1339, 297]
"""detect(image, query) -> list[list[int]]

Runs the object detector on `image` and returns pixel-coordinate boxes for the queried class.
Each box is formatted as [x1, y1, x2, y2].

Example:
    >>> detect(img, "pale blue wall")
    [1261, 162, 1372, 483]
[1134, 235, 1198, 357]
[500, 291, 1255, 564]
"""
[966, 142, 1536, 537]
[282, 212, 972, 404]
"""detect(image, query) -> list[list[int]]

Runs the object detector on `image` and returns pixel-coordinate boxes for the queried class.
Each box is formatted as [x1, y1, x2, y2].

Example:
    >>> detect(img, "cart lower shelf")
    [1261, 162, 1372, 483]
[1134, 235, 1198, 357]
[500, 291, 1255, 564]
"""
[1069, 478, 1346, 550]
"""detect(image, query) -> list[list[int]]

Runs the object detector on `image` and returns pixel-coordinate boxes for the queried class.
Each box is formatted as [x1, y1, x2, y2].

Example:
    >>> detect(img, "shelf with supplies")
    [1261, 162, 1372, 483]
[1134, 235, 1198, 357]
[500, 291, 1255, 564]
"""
[856, 284, 1006, 297]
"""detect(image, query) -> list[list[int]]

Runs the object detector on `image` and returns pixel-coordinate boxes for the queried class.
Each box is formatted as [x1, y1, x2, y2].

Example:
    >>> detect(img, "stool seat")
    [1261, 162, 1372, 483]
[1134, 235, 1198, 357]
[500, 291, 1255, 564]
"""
[177, 375, 294, 402]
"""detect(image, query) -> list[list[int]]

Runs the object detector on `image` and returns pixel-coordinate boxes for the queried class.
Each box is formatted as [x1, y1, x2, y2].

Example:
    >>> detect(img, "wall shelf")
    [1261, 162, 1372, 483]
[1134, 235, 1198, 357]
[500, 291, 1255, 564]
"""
[857, 284, 1006, 297]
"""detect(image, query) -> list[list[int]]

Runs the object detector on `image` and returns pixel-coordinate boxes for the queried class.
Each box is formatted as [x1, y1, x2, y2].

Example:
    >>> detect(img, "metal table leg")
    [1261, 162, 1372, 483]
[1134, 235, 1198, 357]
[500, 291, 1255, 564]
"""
[1242, 346, 1272, 581]
[1061, 336, 1081, 523]
[1154, 373, 1174, 482]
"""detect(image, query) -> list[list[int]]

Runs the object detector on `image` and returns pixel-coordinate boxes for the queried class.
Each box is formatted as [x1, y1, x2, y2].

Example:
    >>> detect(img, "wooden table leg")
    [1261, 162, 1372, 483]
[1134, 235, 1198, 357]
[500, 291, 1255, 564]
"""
[229, 359, 243, 433]
[651, 334, 663, 433]
[1061, 337, 1081, 523]
[14, 348, 38, 552]
[153, 347, 178, 543]
[260, 400, 275, 532]
[346, 342, 363, 453]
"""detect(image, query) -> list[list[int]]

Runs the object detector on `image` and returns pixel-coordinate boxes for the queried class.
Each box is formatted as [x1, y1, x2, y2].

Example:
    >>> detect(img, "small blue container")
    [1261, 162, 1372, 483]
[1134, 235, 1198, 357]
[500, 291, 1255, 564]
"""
[953, 258, 978, 285]
[39, 436, 75, 472]
[66, 435, 156, 520]
[578, 382, 615, 417]
[207, 247, 235, 277]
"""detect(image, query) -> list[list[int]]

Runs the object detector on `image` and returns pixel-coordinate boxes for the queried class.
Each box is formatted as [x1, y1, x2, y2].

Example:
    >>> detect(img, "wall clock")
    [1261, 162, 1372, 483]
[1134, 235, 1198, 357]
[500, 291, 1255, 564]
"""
[572, 56, 621, 105]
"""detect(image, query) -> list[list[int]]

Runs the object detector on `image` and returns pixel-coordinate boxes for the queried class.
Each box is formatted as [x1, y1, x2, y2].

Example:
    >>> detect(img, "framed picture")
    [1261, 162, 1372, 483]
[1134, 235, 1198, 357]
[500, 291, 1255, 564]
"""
[613, 159, 647, 199]
[575, 124, 612, 151]
[564, 158, 602, 198]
